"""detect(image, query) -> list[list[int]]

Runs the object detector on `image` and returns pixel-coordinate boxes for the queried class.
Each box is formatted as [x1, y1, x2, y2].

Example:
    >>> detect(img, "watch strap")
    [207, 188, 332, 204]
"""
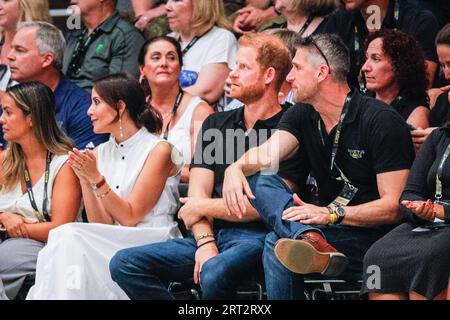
[91, 176, 106, 190]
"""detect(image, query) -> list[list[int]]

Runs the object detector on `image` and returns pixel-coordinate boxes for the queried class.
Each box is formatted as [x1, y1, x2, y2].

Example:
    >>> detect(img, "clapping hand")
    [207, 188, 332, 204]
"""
[68, 148, 102, 185]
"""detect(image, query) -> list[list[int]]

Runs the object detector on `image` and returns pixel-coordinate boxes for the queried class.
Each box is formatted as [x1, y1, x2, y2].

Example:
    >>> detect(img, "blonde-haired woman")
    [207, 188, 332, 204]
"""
[0, 82, 81, 300]
[0, 0, 51, 91]
[166, 0, 237, 108]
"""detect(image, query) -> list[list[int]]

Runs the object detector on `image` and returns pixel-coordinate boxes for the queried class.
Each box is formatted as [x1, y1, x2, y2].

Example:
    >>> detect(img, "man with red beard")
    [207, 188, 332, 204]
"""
[109, 33, 310, 299]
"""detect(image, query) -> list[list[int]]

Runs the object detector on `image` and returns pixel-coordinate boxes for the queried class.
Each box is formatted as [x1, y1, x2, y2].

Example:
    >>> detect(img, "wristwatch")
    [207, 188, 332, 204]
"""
[334, 207, 346, 224]
[90, 176, 106, 191]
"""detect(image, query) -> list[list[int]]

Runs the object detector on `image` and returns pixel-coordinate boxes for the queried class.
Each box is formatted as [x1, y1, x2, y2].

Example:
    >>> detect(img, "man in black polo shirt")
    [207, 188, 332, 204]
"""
[223, 34, 415, 299]
[324, 0, 439, 90]
[109, 33, 309, 299]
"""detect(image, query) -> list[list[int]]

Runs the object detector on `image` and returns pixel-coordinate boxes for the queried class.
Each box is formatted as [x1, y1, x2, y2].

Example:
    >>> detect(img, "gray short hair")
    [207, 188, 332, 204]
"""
[295, 34, 350, 84]
[17, 21, 65, 71]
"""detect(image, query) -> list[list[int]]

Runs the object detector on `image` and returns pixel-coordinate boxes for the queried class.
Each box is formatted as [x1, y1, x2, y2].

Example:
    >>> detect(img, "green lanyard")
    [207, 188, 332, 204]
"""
[435, 142, 450, 201]
[24, 152, 52, 222]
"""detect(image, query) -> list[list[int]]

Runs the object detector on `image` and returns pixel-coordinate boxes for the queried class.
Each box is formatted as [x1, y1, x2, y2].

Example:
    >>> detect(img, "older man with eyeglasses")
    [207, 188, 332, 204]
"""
[5, 22, 108, 150]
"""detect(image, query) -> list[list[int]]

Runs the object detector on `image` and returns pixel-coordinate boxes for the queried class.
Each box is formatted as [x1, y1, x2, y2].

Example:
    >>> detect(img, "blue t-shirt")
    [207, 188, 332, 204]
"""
[0, 76, 108, 149]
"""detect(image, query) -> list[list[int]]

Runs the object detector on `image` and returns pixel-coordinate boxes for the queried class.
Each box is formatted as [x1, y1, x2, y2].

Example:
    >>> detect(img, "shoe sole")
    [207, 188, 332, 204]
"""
[274, 239, 349, 277]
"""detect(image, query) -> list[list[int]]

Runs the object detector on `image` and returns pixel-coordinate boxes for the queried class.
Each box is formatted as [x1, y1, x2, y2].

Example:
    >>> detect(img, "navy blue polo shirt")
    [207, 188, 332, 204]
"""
[0, 76, 108, 149]
[53, 76, 109, 148]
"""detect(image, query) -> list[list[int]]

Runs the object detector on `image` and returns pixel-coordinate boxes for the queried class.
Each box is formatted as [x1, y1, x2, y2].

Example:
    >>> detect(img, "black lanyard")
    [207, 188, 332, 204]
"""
[24, 152, 52, 222]
[180, 28, 212, 56]
[435, 142, 450, 201]
[317, 92, 353, 183]
[67, 27, 103, 76]
[162, 89, 184, 140]
[281, 14, 315, 37]
[298, 14, 315, 36]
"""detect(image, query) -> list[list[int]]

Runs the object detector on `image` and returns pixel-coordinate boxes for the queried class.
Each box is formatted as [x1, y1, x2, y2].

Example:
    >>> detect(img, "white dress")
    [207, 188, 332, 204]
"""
[26, 128, 183, 300]
[163, 96, 205, 166]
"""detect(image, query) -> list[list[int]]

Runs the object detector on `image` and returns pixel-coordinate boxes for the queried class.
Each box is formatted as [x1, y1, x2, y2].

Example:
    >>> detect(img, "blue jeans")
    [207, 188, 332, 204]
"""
[248, 174, 387, 300]
[109, 227, 267, 300]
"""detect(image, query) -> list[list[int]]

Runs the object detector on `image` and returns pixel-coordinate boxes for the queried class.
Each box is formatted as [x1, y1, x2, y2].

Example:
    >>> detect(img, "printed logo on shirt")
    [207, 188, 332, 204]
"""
[96, 43, 105, 54]
[348, 149, 365, 159]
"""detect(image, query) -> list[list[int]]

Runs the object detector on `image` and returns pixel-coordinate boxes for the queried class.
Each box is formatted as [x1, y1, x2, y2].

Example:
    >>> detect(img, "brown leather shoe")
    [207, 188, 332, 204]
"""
[274, 231, 348, 277]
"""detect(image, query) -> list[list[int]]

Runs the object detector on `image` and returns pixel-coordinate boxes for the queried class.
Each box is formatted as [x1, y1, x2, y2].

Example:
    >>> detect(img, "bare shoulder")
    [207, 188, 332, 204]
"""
[145, 141, 174, 165]
[195, 101, 215, 114]
[54, 160, 78, 184]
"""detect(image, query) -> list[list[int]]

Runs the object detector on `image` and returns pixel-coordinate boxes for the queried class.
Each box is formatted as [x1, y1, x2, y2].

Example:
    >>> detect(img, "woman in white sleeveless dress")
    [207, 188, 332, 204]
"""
[26, 73, 184, 300]
[139, 35, 214, 183]
[0, 82, 81, 300]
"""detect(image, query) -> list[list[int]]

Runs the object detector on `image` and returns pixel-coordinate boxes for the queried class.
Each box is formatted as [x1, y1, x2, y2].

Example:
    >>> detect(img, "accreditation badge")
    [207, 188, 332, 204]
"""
[331, 182, 358, 207]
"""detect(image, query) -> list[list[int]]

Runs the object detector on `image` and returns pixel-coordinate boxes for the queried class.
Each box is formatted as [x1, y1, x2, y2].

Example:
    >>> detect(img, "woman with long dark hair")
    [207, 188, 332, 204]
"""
[27, 73, 184, 300]
[139, 35, 213, 182]
[0, 82, 81, 300]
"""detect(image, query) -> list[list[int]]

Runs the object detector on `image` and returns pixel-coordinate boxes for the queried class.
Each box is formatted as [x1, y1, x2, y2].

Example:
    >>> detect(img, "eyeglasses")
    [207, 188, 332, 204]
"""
[302, 36, 331, 74]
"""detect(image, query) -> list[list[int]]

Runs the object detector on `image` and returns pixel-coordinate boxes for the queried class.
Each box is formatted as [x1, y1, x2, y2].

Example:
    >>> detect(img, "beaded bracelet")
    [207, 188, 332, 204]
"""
[195, 232, 214, 242]
[96, 187, 112, 199]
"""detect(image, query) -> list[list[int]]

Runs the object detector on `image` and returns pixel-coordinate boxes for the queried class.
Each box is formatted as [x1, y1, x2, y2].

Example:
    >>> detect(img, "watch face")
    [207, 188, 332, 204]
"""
[337, 207, 345, 217]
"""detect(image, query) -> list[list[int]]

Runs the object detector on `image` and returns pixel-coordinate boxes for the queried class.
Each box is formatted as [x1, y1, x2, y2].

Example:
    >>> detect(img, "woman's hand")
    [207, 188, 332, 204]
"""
[0, 212, 37, 238]
[401, 200, 436, 221]
[68, 148, 102, 185]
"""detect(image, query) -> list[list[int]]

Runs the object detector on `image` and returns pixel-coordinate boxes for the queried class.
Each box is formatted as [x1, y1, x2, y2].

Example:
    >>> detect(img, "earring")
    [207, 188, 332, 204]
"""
[119, 116, 124, 138]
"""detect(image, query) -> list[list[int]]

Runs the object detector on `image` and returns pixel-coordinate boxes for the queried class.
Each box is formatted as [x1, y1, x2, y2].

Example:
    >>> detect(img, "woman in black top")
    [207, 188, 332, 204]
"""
[361, 127, 450, 300]
[362, 29, 429, 130]
[430, 91, 450, 127]
[412, 23, 450, 151]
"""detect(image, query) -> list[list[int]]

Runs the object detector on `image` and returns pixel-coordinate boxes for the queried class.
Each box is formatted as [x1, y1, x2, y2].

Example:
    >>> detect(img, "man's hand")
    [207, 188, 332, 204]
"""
[411, 127, 436, 152]
[178, 197, 208, 230]
[282, 194, 330, 225]
[222, 163, 255, 219]
[194, 241, 218, 284]
[0, 212, 37, 238]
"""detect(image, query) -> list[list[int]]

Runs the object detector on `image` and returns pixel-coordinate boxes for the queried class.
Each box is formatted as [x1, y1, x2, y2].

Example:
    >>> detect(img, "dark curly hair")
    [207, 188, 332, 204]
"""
[364, 29, 429, 104]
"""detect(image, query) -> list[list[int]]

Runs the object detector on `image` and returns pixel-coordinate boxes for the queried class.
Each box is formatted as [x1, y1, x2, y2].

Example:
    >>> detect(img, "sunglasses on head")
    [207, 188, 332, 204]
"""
[301, 36, 331, 73]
